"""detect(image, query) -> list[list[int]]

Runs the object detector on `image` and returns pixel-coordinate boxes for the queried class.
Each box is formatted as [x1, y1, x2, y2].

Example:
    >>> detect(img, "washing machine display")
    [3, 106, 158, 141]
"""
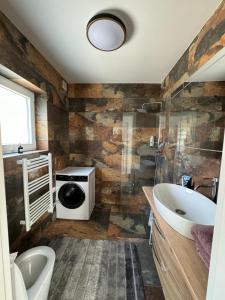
[56, 167, 95, 220]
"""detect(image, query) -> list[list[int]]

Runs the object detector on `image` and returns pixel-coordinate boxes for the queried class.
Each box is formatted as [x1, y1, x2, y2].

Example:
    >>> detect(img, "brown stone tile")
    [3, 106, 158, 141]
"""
[69, 84, 161, 99]
[10, 212, 52, 253]
[42, 219, 108, 240]
[133, 128, 158, 146]
[68, 84, 104, 98]
[69, 126, 114, 143]
[135, 114, 159, 128]
[170, 95, 225, 112]
[36, 120, 48, 140]
[69, 153, 93, 166]
[102, 84, 125, 98]
[41, 206, 110, 240]
[95, 126, 114, 139]
[70, 140, 102, 156]
[47, 122, 55, 141]
[69, 112, 85, 128]
[103, 84, 161, 98]
[49, 140, 67, 156]
[102, 141, 120, 154]
[110, 204, 150, 215]
[120, 193, 150, 208]
[96, 167, 126, 182]
[173, 148, 221, 180]
[95, 180, 121, 205]
[107, 211, 148, 239]
[36, 139, 48, 150]
[88, 112, 122, 127]
[35, 96, 47, 121]
[96, 180, 121, 196]
[69, 98, 123, 112]
[103, 153, 122, 169]
[123, 98, 162, 113]
[55, 155, 68, 171]
[69, 126, 85, 142]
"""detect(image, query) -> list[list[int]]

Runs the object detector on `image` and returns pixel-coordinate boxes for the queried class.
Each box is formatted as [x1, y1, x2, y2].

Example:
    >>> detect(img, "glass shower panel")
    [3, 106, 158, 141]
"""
[121, 112, 136, 194]
[121, 99, 162, 201]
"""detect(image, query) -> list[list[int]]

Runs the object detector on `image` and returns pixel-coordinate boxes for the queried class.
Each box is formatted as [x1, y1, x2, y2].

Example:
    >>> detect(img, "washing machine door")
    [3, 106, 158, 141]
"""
[58, 182, 85, 209]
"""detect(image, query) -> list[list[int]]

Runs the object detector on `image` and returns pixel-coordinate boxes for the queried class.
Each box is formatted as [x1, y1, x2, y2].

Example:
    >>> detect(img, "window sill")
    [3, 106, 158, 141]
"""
[3, 149, 48, 159]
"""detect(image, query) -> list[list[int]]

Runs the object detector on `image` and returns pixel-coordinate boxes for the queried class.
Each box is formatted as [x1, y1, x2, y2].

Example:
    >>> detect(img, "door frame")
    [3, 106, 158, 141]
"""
[0, 131, 13, 300]
[207, 130, 225, 300]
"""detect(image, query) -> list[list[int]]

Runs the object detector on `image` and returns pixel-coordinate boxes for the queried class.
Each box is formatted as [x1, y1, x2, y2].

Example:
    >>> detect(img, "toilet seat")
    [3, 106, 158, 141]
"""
[11, 246, 55, 300]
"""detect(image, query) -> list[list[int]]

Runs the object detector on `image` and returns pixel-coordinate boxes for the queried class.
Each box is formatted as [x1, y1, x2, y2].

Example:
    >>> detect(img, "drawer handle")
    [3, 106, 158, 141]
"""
[154, 218, 165, 240]
[152, 241, 168, 272]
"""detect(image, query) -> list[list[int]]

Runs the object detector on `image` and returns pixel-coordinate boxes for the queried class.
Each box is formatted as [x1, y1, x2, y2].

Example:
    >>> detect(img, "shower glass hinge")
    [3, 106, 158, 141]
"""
[20, 220, 26, 225]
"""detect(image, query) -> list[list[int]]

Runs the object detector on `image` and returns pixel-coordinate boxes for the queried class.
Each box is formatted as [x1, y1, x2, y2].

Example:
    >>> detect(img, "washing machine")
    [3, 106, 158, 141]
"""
[56, 167, 95, 220]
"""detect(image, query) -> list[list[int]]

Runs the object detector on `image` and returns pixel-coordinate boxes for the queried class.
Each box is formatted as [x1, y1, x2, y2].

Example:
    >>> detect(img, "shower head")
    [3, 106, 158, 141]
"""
[137, 107, 147, 113]
[137, 102, 162, 113]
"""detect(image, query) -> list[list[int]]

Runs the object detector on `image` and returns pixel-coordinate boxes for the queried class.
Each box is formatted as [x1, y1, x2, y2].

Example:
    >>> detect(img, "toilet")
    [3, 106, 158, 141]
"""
[11, 246, 55, 300]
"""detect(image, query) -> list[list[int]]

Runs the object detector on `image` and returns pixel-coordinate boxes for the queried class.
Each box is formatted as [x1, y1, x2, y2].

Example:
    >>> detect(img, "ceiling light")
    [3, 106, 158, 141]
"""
[87, 13, 126, 51]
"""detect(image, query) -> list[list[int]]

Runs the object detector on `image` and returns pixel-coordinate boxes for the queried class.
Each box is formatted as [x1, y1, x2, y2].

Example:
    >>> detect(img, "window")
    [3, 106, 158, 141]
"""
[0, 75, 36, 154]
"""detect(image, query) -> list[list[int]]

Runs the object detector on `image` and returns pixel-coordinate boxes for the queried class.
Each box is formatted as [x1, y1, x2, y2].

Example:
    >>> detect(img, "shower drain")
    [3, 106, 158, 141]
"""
[175, 209, 186, 216]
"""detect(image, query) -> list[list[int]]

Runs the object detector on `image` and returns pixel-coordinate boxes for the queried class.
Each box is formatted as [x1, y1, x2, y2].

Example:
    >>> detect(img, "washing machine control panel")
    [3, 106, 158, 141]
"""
[56, 175, 88, 182]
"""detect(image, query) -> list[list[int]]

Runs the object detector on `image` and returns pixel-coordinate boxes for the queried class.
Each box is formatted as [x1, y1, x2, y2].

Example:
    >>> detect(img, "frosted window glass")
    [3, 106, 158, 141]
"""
[0, 85, 31, 145]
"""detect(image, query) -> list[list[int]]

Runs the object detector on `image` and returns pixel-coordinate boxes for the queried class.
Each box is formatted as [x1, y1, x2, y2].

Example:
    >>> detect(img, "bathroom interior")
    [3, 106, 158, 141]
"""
[0, 1, 225, 300]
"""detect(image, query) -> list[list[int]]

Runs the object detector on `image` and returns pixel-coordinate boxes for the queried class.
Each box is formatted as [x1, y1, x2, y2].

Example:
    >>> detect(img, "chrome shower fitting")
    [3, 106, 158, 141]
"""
[194, 177, 219, 204]
[137, 101, 162, 113]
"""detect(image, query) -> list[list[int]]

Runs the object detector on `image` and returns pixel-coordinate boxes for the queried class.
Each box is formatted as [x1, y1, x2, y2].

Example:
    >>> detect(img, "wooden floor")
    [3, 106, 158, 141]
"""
[34, 199, 164, 299]
[48, 237, 145, 300]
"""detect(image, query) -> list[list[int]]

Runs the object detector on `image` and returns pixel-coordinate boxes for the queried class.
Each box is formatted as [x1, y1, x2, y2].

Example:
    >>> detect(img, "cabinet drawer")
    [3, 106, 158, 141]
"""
[153, 217, 194, 300]
[152, 234, 182, 300]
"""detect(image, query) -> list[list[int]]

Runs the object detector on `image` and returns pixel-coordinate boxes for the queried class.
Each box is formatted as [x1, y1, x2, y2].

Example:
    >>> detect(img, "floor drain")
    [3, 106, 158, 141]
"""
[175, 209, 186, 216]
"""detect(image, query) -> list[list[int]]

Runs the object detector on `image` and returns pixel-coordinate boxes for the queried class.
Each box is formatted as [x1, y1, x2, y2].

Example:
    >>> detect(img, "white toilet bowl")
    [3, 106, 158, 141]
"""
[11, 246, 55, 300]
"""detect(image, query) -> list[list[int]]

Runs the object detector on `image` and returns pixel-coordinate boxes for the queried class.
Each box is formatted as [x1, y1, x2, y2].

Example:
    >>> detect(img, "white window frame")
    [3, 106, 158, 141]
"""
[0, 75, 36, 154]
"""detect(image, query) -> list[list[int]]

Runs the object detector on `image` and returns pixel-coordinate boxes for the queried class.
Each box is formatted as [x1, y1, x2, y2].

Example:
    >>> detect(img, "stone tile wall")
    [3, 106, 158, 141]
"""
[69, 84, 161, 210]
[156, 82, 225, 199]
[0, 11, 69, 250]
[3, 152, 51, 251]
[162, 2, 225, 97]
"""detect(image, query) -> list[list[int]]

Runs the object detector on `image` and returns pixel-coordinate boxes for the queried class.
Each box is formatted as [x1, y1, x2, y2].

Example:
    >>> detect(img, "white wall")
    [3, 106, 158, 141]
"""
[0, 130, 13, 300]
[207, 130, 225, 300]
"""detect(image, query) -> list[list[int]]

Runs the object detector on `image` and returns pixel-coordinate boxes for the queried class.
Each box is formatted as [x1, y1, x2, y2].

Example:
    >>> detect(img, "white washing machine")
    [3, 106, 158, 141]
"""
[56, 167, 95, 220]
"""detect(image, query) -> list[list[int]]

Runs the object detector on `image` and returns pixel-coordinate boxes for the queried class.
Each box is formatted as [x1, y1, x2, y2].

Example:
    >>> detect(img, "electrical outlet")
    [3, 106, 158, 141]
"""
[62, 80, 67, 91]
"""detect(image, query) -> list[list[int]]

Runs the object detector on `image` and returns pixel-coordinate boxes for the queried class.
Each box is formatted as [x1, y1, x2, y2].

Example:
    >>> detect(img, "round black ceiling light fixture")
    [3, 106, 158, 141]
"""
[87, 13, 126, 51]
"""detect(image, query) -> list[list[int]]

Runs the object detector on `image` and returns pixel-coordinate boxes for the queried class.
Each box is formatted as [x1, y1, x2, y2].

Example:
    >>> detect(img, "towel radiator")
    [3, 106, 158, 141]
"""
[17, 153, 53, 231]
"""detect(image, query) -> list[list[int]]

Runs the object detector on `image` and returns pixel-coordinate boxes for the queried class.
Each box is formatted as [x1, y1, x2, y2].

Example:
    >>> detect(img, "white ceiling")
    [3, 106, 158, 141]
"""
[0, 0, 222, 83]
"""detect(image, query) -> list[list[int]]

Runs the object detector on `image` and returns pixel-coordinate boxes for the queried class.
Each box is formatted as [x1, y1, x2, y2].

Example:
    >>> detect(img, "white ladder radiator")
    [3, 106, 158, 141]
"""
[17, 153, 53, 231]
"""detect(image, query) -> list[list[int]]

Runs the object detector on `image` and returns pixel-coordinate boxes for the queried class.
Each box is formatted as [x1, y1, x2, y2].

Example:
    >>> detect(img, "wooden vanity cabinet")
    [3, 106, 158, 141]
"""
[143, 187, 208, 300]
[152, 218, 194, 299]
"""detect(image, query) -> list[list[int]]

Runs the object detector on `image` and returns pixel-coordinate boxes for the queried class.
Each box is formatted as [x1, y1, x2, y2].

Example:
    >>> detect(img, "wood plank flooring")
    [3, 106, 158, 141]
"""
[48, 237, 145, 300]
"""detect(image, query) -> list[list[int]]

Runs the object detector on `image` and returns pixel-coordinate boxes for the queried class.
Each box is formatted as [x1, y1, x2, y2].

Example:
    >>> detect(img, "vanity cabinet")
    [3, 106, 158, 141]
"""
[143, 187, 208, 300]
[152, 218, 194, 299]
